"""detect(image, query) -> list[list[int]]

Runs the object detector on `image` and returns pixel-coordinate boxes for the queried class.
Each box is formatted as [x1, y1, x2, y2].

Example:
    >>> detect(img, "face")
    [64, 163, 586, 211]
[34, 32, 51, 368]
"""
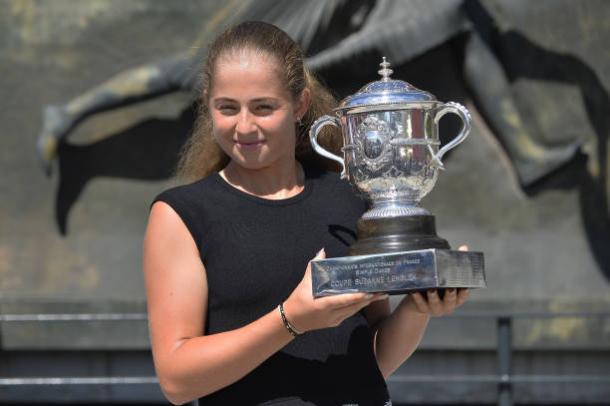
[208, 51, 308, 171]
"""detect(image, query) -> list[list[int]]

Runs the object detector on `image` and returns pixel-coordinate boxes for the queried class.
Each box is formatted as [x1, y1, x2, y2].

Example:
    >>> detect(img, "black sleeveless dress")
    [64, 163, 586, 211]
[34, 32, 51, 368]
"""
[151, 166, 391, 405]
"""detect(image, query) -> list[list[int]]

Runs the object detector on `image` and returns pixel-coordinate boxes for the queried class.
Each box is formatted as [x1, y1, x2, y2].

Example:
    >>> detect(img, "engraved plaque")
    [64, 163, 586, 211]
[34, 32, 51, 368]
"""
[311, 249, 485, 297]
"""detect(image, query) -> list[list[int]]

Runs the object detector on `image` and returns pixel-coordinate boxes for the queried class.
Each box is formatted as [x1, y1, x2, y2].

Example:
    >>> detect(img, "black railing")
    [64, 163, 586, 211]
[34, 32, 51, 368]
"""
[1, 311, 609, 405]
[387, 311, 610, 405]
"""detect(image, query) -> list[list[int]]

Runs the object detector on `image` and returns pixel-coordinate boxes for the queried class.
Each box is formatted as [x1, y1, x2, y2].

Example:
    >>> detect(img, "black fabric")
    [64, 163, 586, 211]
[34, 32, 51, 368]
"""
[151, 166, 390, 405]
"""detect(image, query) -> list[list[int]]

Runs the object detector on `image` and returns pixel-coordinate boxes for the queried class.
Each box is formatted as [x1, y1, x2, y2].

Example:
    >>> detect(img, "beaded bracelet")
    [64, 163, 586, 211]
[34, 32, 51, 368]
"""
[277, 303, 303, 337]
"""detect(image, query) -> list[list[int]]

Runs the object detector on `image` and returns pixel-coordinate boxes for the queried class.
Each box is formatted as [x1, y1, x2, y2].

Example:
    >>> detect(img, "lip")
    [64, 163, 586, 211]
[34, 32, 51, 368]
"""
[235, 140, 266, 150]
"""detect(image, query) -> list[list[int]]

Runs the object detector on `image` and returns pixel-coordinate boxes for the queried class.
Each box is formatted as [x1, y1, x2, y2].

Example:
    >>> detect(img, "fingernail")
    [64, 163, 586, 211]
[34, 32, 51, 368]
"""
[427, 289, 436, 294]
[365, 293, 373, 299]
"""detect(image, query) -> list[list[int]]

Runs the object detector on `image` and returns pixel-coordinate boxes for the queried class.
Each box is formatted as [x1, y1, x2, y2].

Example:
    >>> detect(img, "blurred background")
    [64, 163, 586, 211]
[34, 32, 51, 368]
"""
[1, 0, 609, 404]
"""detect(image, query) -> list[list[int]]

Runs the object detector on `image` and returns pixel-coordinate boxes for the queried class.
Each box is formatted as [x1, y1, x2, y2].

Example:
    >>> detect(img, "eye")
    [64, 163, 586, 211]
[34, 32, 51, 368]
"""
[254, 104, 274, 115]
[218, 105, 238, 114]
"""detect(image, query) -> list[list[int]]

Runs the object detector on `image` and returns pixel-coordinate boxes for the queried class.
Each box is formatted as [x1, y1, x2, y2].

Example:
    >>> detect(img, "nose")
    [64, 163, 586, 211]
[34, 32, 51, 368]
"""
[235, 110, 257, 134]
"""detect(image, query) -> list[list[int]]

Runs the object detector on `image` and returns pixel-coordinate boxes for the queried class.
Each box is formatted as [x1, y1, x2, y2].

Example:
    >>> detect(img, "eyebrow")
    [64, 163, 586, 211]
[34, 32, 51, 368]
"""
[212, 97, 279, 104]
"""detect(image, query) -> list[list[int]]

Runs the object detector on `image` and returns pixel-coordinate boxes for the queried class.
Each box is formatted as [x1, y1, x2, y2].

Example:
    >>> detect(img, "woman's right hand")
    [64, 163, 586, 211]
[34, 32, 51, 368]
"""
[282, 248, 387, 333]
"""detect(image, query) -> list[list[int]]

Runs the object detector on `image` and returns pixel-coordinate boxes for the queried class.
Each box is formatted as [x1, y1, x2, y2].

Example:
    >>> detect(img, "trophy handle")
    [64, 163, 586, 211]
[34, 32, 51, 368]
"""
[431, 102, 472, 169]
[309, 115, 347, 179]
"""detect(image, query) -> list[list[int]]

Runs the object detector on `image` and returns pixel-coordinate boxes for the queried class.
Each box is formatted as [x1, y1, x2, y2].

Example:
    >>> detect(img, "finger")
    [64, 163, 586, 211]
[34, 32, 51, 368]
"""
[458, 245, 469, 251]
[456, 288, 470, 307]
[426, 289, 444, 315]
[317, 291, 376, 308]
[315, 248, 326, 260]
[371, 293, 390, 302]
[444, 288, 458, 312]
[305, 248, 326, 278]
[344, 298, 377, 314]
[340, 292, 388, 307]
[334, 296, 383, 320]
[410, 291, 430, 313]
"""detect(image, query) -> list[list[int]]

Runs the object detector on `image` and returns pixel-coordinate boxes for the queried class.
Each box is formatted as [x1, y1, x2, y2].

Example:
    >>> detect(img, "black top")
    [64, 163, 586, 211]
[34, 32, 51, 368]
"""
[151, 166, 390, 405]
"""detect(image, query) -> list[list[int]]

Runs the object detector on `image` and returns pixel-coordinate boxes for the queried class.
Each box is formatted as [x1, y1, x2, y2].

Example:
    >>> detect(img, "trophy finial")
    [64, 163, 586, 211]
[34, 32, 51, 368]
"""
[378, 57, 393, 81]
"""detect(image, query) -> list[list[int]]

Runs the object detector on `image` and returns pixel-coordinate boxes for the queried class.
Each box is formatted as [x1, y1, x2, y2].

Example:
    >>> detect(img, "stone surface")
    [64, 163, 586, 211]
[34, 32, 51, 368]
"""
[0, 0, 608, 354]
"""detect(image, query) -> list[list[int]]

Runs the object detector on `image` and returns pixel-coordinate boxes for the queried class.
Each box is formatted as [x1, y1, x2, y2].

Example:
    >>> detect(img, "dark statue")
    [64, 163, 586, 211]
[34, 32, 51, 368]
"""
[34, 0, 610, 275]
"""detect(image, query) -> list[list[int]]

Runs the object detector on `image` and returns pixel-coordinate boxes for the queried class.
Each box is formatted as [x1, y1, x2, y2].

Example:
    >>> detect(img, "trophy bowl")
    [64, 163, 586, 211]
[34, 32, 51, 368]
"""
[311, 58, 471, 220]
[309, 58, 486, 296]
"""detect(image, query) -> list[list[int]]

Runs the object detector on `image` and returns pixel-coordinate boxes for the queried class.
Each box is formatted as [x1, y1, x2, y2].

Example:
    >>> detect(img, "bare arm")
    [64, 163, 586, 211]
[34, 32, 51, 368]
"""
[144, 202, 294, 404]
[144, 202, 386, 404]
[366, 290, 469, 378]
[364, 249, 470, 378]
[368, 296, 430, 378]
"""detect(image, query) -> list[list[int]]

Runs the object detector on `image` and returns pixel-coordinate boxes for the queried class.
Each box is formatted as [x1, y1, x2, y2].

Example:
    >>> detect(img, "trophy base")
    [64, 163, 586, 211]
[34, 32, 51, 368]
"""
[311, 248, 486, 297]
[350, 215, 450, 255]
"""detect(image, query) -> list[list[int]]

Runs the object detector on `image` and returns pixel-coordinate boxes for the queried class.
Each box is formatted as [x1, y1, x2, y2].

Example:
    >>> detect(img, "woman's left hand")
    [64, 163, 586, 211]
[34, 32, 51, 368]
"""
[400, 244, 470, 317]
[405, 288, 469, 317]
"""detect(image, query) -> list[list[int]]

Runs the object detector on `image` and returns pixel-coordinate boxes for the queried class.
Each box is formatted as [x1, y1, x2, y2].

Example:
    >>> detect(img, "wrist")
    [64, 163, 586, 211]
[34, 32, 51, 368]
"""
[278, 302, 303, 337]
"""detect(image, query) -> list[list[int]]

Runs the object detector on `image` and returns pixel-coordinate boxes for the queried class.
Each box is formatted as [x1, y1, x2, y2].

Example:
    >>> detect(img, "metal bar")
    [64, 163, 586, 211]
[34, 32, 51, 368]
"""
[0, 377, 158, 385]
[0, 313, 147, 322]
[497, 316, 513, 406]
[511, 375, 610, 383]
[3, 374, 608, 386]
[387, 374, 610, 383]
[388, 374, 498, 383]
[447, 311, 610, 319]
[1, 311, 607, 322]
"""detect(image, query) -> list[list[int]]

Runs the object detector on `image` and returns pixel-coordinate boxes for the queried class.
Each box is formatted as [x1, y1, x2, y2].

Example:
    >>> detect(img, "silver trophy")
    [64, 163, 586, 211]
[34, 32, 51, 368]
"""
[309, 58, 486, 297]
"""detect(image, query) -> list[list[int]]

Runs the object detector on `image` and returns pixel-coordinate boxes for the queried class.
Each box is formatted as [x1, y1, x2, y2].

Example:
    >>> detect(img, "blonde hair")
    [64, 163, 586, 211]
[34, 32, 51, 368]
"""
[175, 21, 342, 182]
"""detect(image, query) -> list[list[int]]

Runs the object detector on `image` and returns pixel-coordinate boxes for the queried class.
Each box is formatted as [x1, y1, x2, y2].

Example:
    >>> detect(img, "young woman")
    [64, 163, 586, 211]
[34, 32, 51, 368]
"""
[143, 21, 469, 406]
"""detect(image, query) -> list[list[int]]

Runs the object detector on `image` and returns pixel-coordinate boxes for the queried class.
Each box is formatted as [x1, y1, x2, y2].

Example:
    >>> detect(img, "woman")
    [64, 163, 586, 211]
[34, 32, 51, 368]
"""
[143, 21, 469, 405]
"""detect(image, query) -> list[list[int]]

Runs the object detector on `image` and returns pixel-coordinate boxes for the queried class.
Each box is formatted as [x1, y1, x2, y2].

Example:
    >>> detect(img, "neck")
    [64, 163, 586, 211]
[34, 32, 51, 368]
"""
[220, 158, 305, 200]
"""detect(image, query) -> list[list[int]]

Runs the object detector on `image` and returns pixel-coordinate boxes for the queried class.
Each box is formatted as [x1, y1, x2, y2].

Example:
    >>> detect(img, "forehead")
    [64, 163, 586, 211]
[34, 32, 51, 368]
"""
[210, 50, 289, 100]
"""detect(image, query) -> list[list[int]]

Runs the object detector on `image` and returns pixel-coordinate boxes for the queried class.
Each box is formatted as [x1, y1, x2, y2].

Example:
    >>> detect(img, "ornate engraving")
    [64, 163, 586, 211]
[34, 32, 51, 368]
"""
[356, 116, 392, 171]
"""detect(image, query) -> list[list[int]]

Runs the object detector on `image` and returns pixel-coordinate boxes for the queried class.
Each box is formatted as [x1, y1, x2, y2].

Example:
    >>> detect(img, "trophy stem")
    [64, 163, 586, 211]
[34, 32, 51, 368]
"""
[350, 215, 450, 255]
[362, 200, 431, 219]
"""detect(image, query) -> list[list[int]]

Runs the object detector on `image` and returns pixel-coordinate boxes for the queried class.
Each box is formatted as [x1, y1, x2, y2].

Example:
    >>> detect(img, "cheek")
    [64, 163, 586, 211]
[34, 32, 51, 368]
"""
[210, 114, 234, 135]
[259, 117, 284, 133]
[262, 113, 296, 134]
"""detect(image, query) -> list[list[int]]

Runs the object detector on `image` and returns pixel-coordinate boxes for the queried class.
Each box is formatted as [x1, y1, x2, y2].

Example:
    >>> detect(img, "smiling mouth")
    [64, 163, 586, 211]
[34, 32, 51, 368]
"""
[235, 140, 266, 150]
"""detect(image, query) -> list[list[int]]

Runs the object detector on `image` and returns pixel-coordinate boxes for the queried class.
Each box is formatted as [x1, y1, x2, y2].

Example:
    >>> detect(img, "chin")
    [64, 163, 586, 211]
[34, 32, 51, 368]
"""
[237, 161, 269, 171]
[230, 153, 273, 171]
[226, 145, 294, 171]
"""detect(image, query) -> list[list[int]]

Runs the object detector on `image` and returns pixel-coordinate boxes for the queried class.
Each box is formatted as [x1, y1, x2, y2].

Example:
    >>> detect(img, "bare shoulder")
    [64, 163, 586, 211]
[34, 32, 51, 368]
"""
[143, 201, 208, 359]
[145, 201, 199, 260]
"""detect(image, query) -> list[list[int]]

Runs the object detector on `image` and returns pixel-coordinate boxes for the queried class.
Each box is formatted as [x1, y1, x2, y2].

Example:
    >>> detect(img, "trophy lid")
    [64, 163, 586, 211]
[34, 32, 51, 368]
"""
[336, 57, 436, 112]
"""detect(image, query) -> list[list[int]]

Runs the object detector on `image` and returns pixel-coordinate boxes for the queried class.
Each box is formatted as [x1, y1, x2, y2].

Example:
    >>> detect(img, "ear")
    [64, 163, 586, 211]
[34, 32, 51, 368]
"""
[294, 88, 311, 121]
